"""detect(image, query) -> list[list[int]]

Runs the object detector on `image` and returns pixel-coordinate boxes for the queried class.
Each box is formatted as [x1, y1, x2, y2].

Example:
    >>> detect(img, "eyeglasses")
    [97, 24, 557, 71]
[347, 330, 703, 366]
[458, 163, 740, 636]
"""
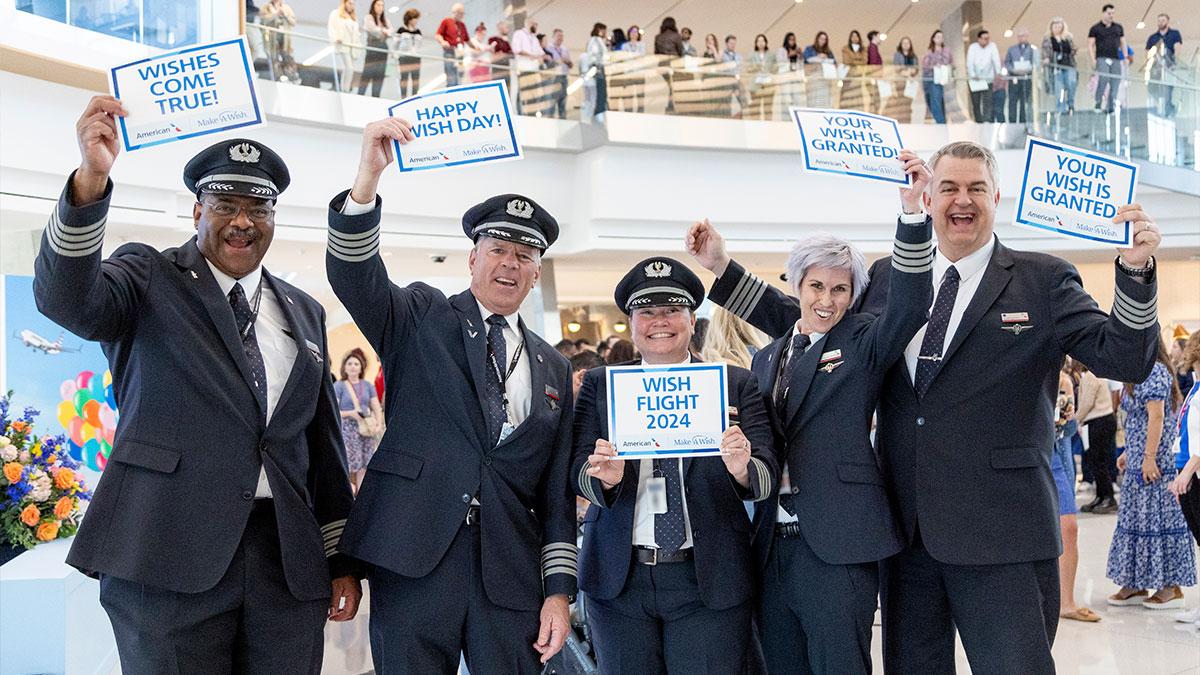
[201, 200, 275, 223]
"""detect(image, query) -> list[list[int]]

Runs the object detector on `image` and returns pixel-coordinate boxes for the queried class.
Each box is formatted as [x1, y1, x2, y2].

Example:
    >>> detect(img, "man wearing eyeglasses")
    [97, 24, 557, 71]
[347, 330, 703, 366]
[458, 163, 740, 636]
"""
[33, 95, 359, 675]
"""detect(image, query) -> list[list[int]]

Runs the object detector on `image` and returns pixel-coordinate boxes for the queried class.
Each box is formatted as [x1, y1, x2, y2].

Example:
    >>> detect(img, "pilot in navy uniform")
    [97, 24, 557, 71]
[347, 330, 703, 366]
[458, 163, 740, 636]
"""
[34, 96, 359, 675]
[572, 257, 777, 674]
[326, 118, 577, 673]
[688, 151, 934, 674]
[687, 141, 1163, 674]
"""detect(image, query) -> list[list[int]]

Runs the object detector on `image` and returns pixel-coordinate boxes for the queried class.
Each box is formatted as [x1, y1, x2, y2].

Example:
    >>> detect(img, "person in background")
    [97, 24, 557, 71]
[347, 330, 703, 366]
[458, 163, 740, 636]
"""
[701, 306, 770, 370]
[511, 18, 545, 114]
[681, 27, 697, 56]
[1168, 330, 1200, 626]
[1055, 364, 1101, 623]
[922, 29, 953, 123]
[723, 34, 742, 67]
[622, 25, 647, 113]
[1171, 326, 1195, 394]
[610, 27, 629, 53]
[1146, 13, 1183, 117]
[569, 351, 605, 397]
[702, 32, 721, 60]
[804, 31, 836, 110]
[865, 30, 884, 113]
[654, 17, 685, 113]
[778, 32, 801, 71]
[1043, 17, 1078, 115]
[328, 0, 360, 92]
[555, 339, 579, 358]
[804, 31, 835, 63]
[545, 29, 573, 119]
[842, 30, 869, 111]
[467, 21, 492, 83]
[867, 30, 883, 65]
[889, 36, 919, 122]
[583, 23, 609, 121]
[488, 20, 514, 84]
[1088, 3, 1126, 114]
[1107, 338, 1195, 610]
[1077, 359, 1120, 514]
[1004, 27, 1035, 124]
[966, 29, 1001, 122]
[575, 338, 597, 353]
[434, 3, 468, 87]
[374, 360, 385, 403]
[604, 339, 635, 364]
[357, 0, 390, 97]
[334, 348, 383, 491]
[395, 8, 422, 97]
[624, 25, 647, 55]
[691, 316, 711, 357]
[259, 0, 298, 81]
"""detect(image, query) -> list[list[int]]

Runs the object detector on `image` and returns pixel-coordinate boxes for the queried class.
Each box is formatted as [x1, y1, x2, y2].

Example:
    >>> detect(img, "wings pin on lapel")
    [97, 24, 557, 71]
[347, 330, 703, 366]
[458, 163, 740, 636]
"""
[1001, 311, 1033, 335]
[545, 384, 560, 410]
[818, 349, 843, 374]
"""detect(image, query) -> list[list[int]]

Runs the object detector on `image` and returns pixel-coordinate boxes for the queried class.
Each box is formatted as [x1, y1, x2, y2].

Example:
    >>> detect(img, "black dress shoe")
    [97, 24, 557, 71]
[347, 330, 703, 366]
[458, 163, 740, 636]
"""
[1081, 497, 1102, 513]
[1092, 497, 1118, 514]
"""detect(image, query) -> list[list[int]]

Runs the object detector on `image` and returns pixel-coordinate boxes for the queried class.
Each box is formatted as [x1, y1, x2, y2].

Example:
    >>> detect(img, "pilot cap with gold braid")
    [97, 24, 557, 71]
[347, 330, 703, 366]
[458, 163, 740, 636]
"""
[183, 138, 290, 200]
[614, 257, 704, 315]
[461, 194, 559, 251]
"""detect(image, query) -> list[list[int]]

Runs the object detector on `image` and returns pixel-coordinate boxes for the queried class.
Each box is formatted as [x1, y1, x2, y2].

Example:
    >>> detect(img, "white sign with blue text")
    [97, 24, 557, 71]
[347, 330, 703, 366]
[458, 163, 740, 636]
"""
[388, 80, 522, 172]
[607, 362, 728, 460]
[790, 108, 909, 185]
[1015, 137, 1137, 245]
[111, 37, 263, 152]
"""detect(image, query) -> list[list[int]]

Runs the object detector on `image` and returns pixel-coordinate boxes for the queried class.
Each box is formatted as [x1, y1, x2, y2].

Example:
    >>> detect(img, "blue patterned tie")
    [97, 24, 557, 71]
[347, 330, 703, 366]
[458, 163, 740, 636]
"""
[485, 314, 509, 445]
[653, 458, 687, 553]
[774, 333, 811, 411]
[228, 283, 268, 416]
[914, 265, 960, 398]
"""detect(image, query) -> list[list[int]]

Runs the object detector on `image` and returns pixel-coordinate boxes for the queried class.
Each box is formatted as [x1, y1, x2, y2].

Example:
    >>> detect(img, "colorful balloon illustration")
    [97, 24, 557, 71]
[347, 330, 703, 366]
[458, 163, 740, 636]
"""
[57, 369, 119, 471]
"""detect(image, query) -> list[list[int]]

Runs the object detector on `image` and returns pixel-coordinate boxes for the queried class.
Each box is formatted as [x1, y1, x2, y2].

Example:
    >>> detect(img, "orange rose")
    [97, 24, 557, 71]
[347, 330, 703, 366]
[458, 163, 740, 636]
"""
[46, 454, 57, 465]
[10, 421, 28, 433]
[36, 521, 60, 542]
[54, 496, 75, 520]
[2, 462, 22, 483]
[53, 468, 75, 490]
[20, 503, 40, 527]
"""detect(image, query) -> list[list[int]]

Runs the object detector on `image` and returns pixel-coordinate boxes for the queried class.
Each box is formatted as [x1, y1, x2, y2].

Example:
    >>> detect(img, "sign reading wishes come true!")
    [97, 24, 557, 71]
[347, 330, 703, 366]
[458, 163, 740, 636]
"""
[388, 80, 522, 172]
[1016, 137, 1138, 245]
[790, 108, 909, 185]
[607, 363, 728, 460]
[111, 37, 263, 152]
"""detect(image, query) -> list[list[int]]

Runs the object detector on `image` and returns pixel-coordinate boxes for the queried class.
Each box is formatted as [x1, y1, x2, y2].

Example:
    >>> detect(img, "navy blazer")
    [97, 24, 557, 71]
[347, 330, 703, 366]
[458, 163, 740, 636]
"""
[35, 176, 354, 601]
[714, 217, 933, 567]
[715, 227, 1159, 565]
[326, 190, 577, 611]
[571, 359, 777, 610]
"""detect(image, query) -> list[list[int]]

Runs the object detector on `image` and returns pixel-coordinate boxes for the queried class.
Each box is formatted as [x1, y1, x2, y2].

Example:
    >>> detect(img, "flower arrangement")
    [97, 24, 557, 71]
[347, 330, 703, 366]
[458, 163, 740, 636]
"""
[0, 393, 92, 550]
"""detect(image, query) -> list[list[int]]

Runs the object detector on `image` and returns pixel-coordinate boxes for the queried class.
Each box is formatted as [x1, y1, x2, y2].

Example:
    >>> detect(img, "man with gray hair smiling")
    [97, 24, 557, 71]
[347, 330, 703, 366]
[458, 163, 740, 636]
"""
[689, 139, 1162, 672]
[687, 149, 934, 674]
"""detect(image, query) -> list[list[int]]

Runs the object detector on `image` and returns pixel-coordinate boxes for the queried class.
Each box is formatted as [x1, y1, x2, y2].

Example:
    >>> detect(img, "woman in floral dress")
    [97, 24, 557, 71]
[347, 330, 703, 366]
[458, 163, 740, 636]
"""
[1106, 340, 1195, 610]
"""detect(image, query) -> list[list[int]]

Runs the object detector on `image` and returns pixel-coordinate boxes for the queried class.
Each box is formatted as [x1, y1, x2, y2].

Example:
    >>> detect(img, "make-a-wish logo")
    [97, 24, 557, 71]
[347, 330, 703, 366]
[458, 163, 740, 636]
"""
[462, 143, 509, 158]
[196, 109, 251, 128]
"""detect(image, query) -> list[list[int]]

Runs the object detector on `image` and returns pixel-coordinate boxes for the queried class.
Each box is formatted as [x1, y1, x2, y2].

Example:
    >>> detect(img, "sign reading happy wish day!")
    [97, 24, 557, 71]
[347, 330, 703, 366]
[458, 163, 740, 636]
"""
[790, 108, 909, 185]
[1015, 137, 1138, 245]
[111, 37, 263, 151]
[388, 80, 523, 172]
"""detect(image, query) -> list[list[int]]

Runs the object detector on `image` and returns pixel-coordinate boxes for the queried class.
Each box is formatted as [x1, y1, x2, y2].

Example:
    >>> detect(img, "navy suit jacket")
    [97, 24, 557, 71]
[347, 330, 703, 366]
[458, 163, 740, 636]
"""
[715, 217, 933, 567]
[571, 359, 777, 610]
[35, 176, 353, 601]
[326, 190, 577, 611]
[716, 227, 1159, 565]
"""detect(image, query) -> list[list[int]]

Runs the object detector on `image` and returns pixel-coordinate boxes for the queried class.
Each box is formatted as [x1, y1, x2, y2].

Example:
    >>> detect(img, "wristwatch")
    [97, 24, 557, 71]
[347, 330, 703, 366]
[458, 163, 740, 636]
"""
[1116, 255, 1155, 281]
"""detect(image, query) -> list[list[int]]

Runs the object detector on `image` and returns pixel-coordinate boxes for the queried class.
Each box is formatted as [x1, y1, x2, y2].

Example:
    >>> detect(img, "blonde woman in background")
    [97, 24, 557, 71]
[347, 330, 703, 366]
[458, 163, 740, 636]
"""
[328, 0, 361, 91]
[701, 306, 770, 369]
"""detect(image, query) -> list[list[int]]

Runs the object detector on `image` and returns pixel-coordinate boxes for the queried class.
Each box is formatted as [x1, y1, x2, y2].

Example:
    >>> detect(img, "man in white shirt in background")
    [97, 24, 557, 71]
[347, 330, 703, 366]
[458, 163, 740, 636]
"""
[511, 17, 546, 114]
[966, 29, 1002, 122]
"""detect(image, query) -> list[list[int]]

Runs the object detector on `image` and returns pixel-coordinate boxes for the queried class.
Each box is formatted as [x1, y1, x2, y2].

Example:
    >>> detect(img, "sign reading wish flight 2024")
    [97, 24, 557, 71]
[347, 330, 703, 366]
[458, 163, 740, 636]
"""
[388, 80, 522, 172]
[1015, 137, 1138, 245]
[111, 37, 263, 152]
[790, 108, 909, 185]
[607, 362, 728, 460]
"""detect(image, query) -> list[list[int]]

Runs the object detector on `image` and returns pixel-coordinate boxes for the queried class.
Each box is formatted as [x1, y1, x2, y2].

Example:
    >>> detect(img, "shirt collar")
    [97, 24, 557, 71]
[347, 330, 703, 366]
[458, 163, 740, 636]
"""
[790, 321, 825, 346]
[205, 257, 263, 299]
[641, 355, 693, 366]
[475, 300, 520, 332]
[933, 235, 995, 286]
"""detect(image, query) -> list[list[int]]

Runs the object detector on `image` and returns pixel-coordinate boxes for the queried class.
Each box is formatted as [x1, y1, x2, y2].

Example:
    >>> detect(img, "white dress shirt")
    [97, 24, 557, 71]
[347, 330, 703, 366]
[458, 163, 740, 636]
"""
[966, 42, 1002, 81]
[205, 260, 298, 498]
[903, 237, 996, 382]
[775, 324, 825, 525]
[475, 301, 532, 428]
[633, 356, 696, 549]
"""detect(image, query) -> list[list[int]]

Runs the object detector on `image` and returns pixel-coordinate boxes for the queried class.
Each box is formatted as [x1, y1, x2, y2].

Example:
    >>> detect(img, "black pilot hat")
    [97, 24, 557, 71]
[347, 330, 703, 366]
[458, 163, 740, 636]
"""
[462, 194, 559, 251]
[615, 257, 704, 315]
[183, 138, 290, 201]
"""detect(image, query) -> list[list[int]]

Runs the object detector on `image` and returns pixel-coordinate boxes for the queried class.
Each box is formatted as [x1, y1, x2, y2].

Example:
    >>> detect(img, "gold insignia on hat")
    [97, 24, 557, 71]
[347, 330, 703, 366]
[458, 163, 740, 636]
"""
[506, 199, 534, 219]
[229, 142, 261, 163]
[644, 260, 672, 278]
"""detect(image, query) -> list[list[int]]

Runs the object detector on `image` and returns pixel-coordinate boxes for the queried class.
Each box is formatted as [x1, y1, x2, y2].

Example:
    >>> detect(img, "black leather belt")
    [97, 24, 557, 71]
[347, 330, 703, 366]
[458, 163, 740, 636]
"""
[775, 522, 803, 538]
[465, 505, 481, 526]
[634, 546, 693, 565]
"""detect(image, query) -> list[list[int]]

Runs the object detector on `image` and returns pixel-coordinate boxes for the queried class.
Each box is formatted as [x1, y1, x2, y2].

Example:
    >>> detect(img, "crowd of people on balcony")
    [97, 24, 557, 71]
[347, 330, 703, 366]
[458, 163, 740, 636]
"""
[243, 1, 1188, 125]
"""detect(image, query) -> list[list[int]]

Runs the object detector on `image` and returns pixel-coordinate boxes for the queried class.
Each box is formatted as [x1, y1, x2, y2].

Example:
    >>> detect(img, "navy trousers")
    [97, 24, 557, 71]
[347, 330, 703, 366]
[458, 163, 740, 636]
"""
[99, 500, 327, 675]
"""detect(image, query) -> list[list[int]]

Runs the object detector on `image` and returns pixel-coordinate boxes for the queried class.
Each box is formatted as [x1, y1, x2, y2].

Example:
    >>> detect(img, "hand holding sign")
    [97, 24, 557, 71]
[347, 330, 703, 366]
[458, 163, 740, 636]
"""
[685, 218, 731, 278]
[585, 439, 624, 489]
[897, 149, 933, 215]
[1114, 203, 1161, 268]
[351, 117, 417, 205]
[719, 426, 751, 488]
[74, 96, 128, 204]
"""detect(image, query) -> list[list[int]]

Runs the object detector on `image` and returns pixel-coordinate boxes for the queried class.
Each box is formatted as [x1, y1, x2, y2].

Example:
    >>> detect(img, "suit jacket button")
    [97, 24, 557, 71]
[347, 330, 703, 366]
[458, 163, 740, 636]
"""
[242, 490, 254, 500]
[483, 457, 493, 466]
[462, 493, 471, 503]
[916, 417, 926, 426]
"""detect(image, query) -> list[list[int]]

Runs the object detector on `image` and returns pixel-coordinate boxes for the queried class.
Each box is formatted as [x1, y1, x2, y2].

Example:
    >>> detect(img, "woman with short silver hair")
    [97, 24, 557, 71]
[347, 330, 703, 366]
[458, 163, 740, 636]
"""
[686, 149, 936, 673]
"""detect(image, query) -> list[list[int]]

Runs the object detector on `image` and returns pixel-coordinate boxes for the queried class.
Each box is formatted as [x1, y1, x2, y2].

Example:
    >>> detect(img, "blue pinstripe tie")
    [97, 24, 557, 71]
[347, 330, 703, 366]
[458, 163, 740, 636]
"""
[914, 265, 959, 398]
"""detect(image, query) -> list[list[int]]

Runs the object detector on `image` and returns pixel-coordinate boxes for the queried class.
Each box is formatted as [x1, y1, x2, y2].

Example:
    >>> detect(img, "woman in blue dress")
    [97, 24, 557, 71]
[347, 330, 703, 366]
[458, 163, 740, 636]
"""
[1106, 339, 1195, 610]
